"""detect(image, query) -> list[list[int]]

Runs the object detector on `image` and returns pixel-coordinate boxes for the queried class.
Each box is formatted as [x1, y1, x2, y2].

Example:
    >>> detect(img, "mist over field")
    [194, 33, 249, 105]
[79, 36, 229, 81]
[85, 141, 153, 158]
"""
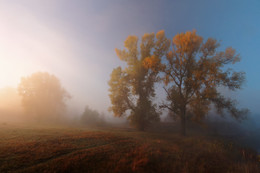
[0, 0, 260, 172]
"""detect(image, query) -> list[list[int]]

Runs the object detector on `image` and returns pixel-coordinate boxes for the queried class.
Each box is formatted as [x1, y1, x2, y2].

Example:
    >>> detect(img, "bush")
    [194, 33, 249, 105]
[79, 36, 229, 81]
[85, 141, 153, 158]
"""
[80, 106, 105, 126]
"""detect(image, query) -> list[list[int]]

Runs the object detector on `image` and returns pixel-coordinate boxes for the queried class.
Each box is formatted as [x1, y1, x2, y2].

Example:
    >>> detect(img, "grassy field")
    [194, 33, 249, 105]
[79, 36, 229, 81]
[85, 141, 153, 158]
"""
[0, 123, 259, 173]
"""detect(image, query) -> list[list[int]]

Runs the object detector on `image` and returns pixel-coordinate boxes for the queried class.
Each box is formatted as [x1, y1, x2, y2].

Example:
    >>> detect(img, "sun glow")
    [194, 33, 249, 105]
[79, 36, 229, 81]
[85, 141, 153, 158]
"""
[0, 2, 73, 88]
[0, 1, 112, 114]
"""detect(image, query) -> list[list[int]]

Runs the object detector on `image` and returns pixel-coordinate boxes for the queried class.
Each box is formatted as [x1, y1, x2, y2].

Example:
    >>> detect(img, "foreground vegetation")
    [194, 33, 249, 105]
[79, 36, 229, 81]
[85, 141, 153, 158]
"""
[0, 123, 259, 173]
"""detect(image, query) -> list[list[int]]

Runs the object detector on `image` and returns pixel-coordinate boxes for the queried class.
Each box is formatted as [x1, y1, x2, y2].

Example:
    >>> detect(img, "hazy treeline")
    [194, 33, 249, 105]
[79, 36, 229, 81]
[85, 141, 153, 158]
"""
[0, 72, 105, 127]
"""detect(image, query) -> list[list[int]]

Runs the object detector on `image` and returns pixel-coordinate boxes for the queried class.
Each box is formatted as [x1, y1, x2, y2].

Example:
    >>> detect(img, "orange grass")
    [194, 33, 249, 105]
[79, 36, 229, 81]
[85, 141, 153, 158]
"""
[0, 124, 259, 173]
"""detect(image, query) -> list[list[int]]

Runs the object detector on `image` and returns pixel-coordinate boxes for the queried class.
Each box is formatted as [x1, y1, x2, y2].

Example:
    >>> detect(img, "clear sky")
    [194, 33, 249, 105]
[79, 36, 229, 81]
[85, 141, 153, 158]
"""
[0, 0, 259, 115]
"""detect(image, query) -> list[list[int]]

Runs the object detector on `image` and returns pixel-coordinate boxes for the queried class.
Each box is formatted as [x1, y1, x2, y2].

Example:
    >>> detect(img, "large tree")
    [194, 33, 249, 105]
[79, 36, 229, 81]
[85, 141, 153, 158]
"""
[108, 31, 170, 130]
[18, 72, 70, 122]
[160, 30, 248, 135]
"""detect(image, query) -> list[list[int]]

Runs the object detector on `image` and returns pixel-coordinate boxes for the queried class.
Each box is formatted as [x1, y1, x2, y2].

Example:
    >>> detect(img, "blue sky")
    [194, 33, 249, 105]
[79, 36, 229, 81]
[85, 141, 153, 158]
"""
[0, 0, 259, 115]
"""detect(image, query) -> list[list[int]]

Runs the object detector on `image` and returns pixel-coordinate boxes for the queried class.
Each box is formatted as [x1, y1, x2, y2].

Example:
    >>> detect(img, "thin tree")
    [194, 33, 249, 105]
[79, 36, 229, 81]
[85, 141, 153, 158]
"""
[108, 31, 170, 130]
[160, 30, 248, 135]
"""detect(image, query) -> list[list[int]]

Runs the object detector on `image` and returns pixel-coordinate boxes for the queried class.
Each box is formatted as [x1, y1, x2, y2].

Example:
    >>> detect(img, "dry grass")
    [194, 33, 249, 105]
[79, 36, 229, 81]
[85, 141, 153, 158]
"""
[0, 124, 259, 173]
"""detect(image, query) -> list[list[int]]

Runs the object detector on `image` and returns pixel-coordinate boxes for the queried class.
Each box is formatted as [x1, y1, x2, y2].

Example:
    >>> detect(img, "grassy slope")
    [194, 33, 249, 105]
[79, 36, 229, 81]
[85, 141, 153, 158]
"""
[0, 124, 259, 173]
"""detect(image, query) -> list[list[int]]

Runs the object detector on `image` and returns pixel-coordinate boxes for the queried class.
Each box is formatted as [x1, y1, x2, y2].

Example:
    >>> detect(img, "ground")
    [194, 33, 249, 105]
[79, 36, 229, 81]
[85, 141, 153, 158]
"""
[0, 123, 259, 173]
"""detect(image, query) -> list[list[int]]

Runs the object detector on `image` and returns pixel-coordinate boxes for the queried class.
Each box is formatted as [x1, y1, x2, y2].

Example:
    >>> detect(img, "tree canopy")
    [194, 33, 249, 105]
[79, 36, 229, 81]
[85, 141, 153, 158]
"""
[109, 30, 248, 133]
[159, 30, 248, 135]
[18, 72, 70, 122]
[108, 30, 170, 130]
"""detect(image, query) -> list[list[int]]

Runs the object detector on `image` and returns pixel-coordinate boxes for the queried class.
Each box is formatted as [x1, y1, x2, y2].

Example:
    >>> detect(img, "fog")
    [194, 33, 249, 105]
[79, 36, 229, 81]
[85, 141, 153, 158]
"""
[0, 0, 260, 115]
[1, 1, 260, 172]
[0, 1, 259, 151]
[0, 87, 23, 122]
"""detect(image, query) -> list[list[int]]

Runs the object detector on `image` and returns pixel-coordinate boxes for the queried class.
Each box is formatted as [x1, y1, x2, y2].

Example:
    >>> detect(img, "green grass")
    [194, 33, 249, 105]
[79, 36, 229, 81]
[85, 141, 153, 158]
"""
[0, 123, 259, 173]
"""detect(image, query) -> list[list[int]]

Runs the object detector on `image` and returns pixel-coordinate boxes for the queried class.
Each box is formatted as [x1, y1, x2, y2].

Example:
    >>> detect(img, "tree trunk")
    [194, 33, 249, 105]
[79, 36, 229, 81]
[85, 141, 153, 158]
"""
[138, 124, 145, 131]
[138, 115, 145, 131]
[180, 107, 186, 136]
[181, 115, 186, 136]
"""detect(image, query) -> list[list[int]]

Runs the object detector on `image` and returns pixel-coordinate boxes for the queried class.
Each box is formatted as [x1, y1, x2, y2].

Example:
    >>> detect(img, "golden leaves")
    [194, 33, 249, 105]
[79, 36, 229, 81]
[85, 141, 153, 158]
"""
[172, 30, 203, 54]
[201, 38, 219, 56]
[111, 29, 246, 126]
[156, 30, 165, 40]
[115, 48, 128, 61]
[224, 47, 241, 64]
[142, 33, 155, 42]
[115, 35, 139, 62]
[124, 35, 138, 51]
[110, 31, 167, 124]
[142, 55, 160, 71]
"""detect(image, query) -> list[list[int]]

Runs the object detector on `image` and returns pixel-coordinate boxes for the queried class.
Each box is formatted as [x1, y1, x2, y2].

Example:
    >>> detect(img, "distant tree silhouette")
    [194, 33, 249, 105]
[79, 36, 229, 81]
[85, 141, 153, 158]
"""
[108, 30, 170, 130]
[18, 72, 70, 122]
[81, 105, 105, 126]
[157, 30, 248, 135]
